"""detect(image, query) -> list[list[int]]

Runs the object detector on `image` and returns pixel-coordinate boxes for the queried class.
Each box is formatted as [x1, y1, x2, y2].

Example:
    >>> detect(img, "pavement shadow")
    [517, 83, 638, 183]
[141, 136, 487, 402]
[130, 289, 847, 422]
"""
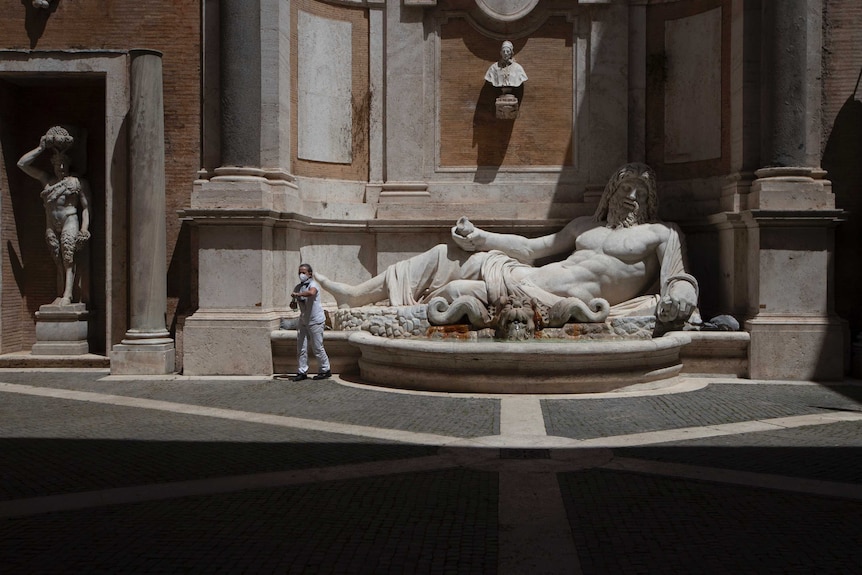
[1, 437, 861, 573]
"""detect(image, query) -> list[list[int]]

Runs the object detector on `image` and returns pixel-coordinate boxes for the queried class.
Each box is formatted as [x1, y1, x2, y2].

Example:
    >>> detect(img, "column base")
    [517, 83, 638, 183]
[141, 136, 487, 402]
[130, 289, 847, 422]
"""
[746, 316, 847, 381]
[110, 342, 175, 375]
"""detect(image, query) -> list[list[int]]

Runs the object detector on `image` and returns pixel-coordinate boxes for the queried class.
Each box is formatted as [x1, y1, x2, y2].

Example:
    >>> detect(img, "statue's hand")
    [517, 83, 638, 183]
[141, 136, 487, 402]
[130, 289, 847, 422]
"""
[451, 217, 487, 252]
[656, 281, 697, 323]
[75, 230, 90, 249]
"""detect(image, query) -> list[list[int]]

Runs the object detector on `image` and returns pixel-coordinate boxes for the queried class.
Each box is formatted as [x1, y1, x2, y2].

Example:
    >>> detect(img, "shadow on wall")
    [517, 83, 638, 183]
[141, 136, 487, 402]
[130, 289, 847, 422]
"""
[20, 0, 61, 49]
[822, 69, 862, 339]
[167, 220, 196, 338]
[472, 82, 520, 184]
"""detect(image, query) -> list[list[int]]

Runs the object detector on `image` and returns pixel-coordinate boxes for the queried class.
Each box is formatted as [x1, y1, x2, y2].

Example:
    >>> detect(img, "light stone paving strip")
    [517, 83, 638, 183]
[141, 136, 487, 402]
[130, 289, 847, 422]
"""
[499, 397, 546, 436]
[498, 470, 581, 575]
[497, 398, 582, 573]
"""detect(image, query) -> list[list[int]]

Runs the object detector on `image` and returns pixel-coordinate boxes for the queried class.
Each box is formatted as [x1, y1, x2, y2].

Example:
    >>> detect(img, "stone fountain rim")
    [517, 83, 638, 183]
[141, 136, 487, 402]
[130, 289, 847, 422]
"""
[347, 330, 691, 355]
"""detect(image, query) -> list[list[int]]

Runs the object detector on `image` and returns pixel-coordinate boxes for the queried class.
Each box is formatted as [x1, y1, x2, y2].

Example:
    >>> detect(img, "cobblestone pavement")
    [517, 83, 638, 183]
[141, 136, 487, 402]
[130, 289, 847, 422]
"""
[1, 370, 861, 574]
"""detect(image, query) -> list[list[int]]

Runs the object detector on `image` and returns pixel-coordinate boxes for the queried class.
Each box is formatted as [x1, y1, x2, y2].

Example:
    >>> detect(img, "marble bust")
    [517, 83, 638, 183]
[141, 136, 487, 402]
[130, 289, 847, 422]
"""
[484, 40, 528, 89]
[17, 126, 91, 306]
[317, 163, 699, 330]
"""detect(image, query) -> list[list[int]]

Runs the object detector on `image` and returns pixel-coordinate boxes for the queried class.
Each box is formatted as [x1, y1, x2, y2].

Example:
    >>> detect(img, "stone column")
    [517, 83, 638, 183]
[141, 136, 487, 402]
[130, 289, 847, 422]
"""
[111, 50, 175, 374]
[755, 0, 824, 172]
[744, 0, 846, 380]
[219, 0, 261, 169]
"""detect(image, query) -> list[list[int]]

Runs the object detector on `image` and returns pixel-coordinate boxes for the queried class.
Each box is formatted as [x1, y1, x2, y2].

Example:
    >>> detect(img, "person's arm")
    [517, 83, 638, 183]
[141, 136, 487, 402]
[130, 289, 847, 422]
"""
[291, 284, 318, 299]
[654, 223, 698, 323]
[17, 140, 50, 186]
[452, 216, 595, 263]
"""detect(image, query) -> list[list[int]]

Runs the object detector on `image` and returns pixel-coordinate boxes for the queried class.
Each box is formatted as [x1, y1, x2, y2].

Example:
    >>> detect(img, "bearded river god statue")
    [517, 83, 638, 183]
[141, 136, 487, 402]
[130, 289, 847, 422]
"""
[317, 163, 699, 338]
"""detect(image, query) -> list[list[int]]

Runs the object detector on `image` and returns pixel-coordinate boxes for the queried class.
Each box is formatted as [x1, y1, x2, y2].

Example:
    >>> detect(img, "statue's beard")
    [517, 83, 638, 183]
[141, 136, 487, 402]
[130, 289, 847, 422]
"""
[607, 198, 644, 229]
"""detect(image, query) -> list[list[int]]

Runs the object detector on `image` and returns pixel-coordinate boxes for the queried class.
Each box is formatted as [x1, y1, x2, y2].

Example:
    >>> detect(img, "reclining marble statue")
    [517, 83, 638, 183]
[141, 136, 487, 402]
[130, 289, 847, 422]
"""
[317, 163, 698, 334]
[17, 126, 91, 306]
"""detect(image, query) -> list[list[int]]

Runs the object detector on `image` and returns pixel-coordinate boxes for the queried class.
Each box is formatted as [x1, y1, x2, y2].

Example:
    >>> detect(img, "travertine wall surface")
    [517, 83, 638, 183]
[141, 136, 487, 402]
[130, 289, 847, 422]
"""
[291, 0, 369, 180]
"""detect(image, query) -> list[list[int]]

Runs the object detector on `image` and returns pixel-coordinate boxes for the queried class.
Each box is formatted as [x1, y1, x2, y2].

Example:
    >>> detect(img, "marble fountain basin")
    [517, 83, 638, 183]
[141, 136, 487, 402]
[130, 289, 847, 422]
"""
[347, 330, 692, 394]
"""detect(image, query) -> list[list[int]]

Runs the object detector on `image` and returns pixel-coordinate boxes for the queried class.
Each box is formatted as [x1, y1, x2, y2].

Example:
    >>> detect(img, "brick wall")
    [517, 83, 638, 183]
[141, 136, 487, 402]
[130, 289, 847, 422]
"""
[439, 17, 573, 168]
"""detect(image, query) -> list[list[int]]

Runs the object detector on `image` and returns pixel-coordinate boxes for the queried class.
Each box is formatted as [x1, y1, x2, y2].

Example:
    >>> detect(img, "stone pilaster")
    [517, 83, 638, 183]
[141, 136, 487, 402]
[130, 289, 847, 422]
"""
[740, 0, 847, 380]
[182, 1, 288, 375]
[110, 50, 175, 374]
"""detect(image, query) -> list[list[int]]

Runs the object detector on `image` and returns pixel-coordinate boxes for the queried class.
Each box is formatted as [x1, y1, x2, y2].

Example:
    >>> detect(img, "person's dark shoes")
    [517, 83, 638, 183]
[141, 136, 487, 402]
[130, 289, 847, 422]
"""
[313, 370, 331, 380]
[291, 372, 308, 382]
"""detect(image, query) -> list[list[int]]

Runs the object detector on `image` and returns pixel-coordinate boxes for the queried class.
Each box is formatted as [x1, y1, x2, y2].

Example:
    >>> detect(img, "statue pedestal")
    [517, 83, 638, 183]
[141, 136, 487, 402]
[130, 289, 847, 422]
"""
[32, 303, 89, 355]
[495, 94, 519, 119]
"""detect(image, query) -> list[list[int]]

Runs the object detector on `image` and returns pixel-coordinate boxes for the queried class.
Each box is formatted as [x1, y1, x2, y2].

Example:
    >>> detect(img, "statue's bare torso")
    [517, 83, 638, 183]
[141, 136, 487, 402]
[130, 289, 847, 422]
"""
[492, 220, 666, 306]
[42, 176, 83, 233]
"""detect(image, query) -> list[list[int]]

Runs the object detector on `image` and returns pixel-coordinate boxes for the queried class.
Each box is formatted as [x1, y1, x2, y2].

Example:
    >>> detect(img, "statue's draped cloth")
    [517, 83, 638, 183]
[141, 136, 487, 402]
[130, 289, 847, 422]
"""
[384, 249, 520, 307]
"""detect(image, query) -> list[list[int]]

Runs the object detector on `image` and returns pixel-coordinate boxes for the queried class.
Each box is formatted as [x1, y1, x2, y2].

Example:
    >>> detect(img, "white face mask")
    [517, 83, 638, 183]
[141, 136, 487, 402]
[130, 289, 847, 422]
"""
[298, 273, 309, 282]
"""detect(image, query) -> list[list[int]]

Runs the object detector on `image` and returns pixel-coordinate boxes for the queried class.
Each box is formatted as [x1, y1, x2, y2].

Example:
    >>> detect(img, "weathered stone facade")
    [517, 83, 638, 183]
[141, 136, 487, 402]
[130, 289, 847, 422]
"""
[0, 0, 859, 379]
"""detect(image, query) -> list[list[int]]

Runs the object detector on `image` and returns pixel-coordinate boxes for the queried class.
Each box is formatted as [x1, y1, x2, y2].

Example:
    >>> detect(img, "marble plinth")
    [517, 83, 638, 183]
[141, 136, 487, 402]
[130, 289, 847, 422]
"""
[495, 94, 519, 119]
[32, 303, 89, 356]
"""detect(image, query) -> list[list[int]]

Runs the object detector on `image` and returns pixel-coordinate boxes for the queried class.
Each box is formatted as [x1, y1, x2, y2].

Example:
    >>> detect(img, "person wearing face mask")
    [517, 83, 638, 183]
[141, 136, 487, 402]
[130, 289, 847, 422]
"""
[289, 263, 331, 381]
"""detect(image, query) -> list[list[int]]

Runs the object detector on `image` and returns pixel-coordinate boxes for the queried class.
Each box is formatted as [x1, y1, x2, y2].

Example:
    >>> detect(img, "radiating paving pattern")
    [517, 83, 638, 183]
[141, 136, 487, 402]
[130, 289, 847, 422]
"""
[1, 371, 861, 573]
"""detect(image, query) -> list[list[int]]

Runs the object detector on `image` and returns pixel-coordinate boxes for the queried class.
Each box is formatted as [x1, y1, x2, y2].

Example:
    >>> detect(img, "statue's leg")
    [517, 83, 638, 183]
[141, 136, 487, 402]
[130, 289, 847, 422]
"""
[58, 216, 79, 305]
[316, 244, 477, 308]
[314, 272, 386, 309]
[44, 227, 65, 304]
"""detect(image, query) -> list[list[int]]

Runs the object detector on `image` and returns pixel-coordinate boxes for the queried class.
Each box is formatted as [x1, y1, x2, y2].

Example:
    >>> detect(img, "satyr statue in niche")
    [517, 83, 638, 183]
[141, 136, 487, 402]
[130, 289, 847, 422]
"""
[485, 40, 528, 119]
[317, 163, 699, 332]
[17, 126, 91, 306]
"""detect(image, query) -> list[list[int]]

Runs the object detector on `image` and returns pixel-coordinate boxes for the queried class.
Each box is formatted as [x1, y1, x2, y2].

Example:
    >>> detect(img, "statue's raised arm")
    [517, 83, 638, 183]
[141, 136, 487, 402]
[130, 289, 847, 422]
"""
[451, 215, 592, 264]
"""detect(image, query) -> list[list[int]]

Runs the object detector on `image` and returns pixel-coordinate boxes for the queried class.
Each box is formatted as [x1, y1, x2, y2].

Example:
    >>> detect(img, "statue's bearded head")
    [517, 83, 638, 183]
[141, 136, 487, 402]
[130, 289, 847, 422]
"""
[594, 163, 659, 228]
[607, 179, 649, 228]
